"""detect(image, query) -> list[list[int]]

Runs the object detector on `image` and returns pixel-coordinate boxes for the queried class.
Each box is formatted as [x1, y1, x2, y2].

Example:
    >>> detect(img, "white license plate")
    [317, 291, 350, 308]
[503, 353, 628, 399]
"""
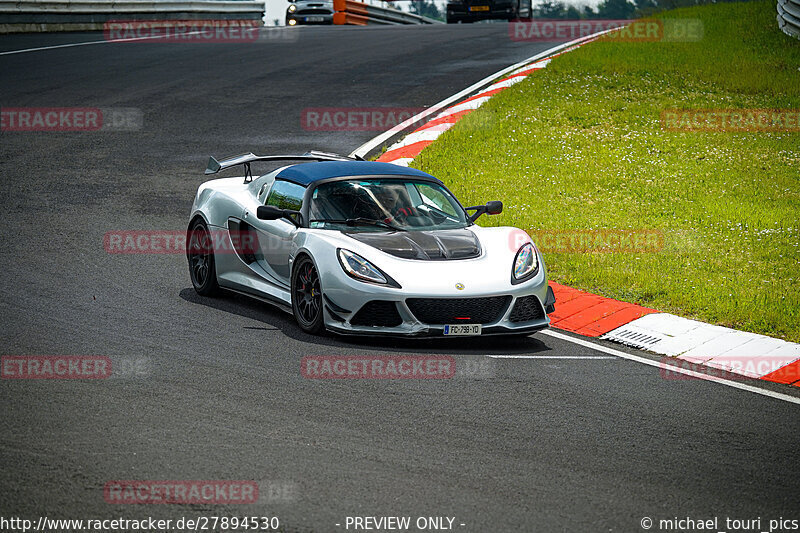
[306, 16, 324, 21]
[443, 324, 482, 336]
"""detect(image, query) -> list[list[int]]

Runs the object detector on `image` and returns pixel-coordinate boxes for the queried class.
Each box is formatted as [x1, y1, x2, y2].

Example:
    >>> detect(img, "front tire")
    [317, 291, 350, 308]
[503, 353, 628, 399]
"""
[291, 256, 325, 335]
[187, 218, 219, 296]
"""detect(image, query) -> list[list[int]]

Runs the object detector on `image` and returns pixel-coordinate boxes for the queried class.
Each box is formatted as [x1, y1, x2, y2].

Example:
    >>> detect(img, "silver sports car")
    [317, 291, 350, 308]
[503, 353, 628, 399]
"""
[187, 151, 555, 337]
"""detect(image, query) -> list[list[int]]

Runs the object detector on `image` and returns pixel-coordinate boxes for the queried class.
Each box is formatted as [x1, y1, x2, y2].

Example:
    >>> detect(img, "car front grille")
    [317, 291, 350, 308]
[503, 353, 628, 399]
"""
[508, 295, 545, 322]
[350, 301, 403, 327]
[296, 8, 331, 15]
[406, 296, 511, 325]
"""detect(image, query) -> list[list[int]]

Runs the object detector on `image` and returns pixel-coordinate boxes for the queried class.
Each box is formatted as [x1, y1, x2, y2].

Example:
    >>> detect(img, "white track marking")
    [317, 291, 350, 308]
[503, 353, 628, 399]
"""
[603, 313, 800, 378]
[0, 32, 208, 56]
[541, 330, 800, 405]
[480, 75, 526, 91]
[390, 128, 448, 148]
[509, 58, 551, 74]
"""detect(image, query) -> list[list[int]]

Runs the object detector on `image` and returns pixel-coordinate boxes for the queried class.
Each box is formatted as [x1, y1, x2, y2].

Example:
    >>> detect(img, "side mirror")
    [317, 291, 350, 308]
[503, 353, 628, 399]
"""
[257, 205, 303, 227]
[486, 201, 503, 215]
[257, 205, 285, 220]
[465, 201, 503, 222]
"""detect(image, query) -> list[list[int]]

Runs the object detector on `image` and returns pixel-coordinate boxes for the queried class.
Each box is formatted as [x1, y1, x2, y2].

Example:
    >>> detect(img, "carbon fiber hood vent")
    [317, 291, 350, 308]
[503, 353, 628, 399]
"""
[344, 228, 481, 260]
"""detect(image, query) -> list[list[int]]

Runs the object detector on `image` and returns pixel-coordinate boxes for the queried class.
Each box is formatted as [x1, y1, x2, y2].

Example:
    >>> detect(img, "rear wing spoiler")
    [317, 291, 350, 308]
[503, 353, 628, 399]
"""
[205, 150, 363, 182]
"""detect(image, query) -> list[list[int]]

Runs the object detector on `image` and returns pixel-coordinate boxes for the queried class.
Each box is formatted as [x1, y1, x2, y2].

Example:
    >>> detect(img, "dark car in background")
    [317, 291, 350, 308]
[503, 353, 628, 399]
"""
[446, 0, 531, 23]
[286, 0, 335, 25]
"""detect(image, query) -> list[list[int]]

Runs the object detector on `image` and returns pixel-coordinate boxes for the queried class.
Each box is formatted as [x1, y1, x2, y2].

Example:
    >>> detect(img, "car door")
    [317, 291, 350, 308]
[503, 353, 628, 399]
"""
[242, 178, 305, 288]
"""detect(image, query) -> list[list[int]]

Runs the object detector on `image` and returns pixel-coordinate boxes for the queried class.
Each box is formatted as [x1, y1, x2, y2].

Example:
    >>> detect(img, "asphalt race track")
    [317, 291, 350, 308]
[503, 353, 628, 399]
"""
[1, 25, 798, 532]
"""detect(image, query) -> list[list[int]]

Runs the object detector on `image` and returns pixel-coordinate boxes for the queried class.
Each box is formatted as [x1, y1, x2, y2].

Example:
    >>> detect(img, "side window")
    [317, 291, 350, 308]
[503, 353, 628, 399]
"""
[266, 180, 305, 211]
[416, 183, 457, 216]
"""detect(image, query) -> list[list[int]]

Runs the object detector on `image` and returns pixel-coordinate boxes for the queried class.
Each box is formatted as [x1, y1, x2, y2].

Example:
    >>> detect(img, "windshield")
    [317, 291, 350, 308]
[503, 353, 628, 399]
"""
[308, 178, 469, 232]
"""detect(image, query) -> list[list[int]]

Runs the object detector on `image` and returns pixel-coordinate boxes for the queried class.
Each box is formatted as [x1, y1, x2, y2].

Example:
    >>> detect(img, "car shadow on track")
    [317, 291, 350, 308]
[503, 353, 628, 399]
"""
[179, 288, 551, 356]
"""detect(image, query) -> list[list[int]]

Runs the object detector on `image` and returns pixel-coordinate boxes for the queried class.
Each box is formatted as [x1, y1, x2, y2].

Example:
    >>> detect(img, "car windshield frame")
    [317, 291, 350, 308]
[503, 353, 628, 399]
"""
[305, 176, 470, 233]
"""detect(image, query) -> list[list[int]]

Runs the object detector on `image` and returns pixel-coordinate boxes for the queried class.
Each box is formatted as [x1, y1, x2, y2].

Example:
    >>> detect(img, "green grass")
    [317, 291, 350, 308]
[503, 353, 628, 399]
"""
[415, 0, 800, 341]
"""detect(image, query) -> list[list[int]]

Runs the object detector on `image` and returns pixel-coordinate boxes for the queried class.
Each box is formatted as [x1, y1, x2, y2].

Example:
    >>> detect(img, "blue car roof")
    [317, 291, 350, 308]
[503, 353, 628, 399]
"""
[276, 161, 441, 186]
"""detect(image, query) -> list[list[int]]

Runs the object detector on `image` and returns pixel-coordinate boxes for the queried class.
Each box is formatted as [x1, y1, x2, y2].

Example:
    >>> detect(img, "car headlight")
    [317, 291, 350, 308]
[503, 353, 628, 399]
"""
[338, 249, 387, 284]
[512, 243, 538, 282]
[288, 4, 297, 12]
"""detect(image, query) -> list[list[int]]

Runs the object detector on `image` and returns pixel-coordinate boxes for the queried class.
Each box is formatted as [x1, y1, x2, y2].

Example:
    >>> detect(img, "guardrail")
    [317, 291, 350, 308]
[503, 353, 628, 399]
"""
[0, 0, 265, 32]
[332, 0, 441, 25]
[778, 0, 800, 39]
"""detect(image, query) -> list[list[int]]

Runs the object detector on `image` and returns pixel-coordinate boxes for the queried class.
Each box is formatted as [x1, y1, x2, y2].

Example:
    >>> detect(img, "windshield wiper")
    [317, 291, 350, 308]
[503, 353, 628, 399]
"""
[310, 218, 407, 232]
